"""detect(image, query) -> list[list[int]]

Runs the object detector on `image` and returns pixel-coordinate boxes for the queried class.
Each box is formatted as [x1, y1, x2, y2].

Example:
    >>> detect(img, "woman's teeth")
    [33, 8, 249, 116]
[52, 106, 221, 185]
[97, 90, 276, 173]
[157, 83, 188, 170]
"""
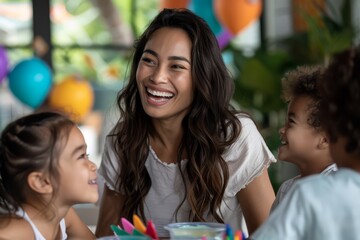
[147, 88, 174, 98]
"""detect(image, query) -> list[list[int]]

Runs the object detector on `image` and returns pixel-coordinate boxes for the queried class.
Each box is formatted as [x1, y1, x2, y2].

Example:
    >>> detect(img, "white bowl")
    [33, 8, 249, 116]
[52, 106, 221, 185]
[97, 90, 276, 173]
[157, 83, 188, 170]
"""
[164, 222, 226, 240]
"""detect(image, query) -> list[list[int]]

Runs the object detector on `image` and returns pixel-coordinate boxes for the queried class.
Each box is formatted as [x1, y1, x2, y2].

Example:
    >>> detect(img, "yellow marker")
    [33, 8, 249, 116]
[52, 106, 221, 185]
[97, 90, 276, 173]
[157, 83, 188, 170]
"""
[133, 214, 147, 233]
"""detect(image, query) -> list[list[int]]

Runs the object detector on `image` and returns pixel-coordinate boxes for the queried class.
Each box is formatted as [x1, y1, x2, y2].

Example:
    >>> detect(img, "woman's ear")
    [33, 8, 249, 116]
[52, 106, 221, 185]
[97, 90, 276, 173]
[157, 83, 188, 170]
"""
[27, 172, 53, 194]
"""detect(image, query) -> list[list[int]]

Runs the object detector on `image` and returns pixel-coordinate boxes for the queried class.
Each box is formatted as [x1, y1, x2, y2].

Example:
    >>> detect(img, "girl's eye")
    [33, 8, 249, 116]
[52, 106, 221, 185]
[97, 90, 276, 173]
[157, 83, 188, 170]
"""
[79, 153, 90, 160]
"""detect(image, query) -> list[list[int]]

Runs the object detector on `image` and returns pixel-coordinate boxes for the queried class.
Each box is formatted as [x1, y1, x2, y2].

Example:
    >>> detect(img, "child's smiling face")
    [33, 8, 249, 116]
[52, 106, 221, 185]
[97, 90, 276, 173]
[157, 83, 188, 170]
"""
[278, 95, 326, 166]
[57, 126, 98, 206]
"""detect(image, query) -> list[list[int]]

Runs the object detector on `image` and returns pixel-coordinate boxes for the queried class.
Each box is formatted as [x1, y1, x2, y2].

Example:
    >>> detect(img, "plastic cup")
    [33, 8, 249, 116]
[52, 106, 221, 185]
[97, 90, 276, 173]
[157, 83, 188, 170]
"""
[164, 222, 226, 240]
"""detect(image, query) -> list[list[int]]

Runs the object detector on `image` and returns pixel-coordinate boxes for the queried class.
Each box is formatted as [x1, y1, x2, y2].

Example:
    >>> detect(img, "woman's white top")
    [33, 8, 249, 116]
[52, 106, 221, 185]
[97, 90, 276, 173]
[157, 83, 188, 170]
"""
[99, 114, 276, 237]
[16, 208, 67, 240]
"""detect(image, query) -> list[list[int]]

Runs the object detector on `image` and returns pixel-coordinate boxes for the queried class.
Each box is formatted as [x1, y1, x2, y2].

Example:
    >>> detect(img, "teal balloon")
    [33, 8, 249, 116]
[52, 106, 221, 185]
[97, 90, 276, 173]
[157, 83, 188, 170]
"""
[9, 58, 52, 108]
[189, 0, 223, 36]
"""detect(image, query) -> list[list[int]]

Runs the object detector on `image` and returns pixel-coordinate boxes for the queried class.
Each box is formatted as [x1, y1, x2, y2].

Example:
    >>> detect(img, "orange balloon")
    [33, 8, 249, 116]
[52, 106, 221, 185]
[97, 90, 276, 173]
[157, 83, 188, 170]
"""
[214, 0, 262, 35]
[48, 75, 94, 122]
[159, 0, 189, 9]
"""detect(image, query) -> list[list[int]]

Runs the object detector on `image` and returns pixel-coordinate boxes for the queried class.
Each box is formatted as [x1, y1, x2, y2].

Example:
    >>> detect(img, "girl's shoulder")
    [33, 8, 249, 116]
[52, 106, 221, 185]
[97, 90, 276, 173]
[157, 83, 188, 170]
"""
[0, 216, 34, 240]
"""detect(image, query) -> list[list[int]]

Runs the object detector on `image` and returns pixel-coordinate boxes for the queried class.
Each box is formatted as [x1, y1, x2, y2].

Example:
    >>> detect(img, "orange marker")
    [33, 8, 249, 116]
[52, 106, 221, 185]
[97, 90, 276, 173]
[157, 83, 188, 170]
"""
[133, 214, 147, 234]
[235, 230, 242, 240]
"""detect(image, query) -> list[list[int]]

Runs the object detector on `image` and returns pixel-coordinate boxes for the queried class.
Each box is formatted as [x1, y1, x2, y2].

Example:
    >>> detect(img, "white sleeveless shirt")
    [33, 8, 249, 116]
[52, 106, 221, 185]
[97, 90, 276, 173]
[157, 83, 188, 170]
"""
[16, 208, 67, 240]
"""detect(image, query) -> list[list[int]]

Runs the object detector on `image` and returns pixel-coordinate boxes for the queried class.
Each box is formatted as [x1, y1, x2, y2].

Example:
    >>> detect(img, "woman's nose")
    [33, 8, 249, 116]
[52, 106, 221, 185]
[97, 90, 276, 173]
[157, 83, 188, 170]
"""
[150, 66, 168, 84]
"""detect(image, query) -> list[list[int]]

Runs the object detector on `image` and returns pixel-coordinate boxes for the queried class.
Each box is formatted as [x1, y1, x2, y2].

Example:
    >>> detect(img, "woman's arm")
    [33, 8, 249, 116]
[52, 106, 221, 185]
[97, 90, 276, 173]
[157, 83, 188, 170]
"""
[65, 207, 96, 239]
[236, 169, 275, 234]
[95, 184, 125, 237]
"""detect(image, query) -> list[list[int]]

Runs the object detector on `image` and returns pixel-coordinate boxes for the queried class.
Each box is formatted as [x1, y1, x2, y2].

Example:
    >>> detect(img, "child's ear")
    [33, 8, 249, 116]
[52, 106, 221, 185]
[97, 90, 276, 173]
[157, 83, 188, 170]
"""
[318, 133, 329, 149]
[27, 172, 53, 194]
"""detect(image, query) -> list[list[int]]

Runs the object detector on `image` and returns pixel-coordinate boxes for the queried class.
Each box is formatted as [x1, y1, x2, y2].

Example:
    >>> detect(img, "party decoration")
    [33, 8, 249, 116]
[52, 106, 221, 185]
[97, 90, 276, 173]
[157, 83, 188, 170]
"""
[190, 0, 222, 36]
[48, 75, 94, 122]
[0, 46, 9, 84]
[214, 0, 262, 35]
[217, 29, 233, 49]
[159, 0, 189, 9]
[8, 58, 52, 108]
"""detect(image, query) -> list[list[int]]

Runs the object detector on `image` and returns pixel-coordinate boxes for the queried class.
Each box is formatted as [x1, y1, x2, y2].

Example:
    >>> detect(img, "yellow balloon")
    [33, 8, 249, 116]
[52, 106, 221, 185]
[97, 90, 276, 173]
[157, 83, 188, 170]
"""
[48, 75, 94, 122]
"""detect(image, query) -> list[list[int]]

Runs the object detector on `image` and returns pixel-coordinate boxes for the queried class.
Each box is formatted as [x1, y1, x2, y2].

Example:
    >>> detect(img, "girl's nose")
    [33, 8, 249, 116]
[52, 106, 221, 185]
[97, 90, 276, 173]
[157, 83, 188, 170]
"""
[88, 160, 97, 171]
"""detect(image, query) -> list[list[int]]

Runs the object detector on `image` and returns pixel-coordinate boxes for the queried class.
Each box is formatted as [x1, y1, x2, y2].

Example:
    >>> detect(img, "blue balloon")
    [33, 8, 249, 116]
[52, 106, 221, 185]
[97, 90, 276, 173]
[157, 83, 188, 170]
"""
[8, 58, 52, 108]
[189, 0, 223, 36]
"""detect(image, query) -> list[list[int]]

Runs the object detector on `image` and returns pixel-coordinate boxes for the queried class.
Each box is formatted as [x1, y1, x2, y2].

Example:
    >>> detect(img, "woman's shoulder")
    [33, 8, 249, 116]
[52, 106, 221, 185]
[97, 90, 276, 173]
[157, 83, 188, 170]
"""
[235, 112, 255, 125]
[0, 216, 34, 239]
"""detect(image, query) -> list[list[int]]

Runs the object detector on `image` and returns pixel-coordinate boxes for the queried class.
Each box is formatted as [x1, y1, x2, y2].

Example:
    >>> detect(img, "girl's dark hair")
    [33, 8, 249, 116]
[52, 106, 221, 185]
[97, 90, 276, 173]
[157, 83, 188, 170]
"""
[0, 112, 75, 218]
[114, 8, 241, 222]
[281, 65, 324, 129]
[319, 46, 360, 154]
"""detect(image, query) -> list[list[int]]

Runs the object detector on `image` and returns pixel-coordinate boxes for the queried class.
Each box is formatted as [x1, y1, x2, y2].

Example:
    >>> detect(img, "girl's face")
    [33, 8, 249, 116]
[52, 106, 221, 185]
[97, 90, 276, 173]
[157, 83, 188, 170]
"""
[57, 126, 98, 206]
[278, 95, 325, 166]
[136, 27, 193, 122]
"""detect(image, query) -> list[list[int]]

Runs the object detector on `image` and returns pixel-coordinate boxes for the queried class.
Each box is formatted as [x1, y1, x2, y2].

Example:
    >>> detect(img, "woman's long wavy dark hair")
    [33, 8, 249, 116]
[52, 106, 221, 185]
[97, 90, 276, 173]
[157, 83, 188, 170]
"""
[0, 112, 74, 221]
[114, 8, 241, 222]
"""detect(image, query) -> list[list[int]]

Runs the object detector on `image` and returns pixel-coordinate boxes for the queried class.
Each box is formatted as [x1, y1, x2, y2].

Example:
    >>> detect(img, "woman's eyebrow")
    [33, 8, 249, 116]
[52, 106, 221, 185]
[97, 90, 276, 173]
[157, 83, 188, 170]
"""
[143, 49, 190, 64]
[168, 56, 191, 64]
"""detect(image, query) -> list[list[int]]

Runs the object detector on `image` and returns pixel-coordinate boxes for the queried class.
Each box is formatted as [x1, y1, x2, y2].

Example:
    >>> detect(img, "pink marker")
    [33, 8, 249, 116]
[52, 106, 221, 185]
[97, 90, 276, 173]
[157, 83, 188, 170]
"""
[121, 217, 135, 234]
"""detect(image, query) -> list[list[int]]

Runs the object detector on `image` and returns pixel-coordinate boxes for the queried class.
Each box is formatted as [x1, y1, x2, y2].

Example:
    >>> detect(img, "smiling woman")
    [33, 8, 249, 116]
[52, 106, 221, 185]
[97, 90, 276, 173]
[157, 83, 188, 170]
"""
[96, 8, 276, 238]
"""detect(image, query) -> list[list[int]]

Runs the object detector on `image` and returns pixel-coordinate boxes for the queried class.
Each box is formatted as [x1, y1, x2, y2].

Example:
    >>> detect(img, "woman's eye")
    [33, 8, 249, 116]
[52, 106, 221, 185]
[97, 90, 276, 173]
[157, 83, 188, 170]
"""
[141, 57, 155, 65]
[172, 64, 185, 70]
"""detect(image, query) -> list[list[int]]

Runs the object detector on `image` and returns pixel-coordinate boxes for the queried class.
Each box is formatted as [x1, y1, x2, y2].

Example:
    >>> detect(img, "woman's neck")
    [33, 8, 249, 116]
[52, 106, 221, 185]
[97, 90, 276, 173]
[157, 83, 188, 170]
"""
[150, 119, 186, 164]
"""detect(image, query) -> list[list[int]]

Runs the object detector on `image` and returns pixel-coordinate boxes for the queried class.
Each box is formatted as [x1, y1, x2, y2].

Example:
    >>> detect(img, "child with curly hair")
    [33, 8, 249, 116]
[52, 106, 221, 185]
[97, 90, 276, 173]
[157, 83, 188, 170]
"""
[271, 65, 337, 211]
[251, 46, 360, 239]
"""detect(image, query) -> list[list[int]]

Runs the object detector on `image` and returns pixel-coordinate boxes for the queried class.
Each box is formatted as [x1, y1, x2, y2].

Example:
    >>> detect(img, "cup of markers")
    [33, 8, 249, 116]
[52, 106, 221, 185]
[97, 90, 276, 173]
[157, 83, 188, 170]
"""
[105, 214, 159, 240]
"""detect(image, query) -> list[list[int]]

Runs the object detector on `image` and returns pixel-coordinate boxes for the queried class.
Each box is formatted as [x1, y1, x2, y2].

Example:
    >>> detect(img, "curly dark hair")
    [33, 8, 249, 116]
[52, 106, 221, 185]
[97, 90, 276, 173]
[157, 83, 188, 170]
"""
[281, 65, 324, 129]
[319, 46, 360, 154]
[112, 8, 241, 222]
[0, 112, 74, 219]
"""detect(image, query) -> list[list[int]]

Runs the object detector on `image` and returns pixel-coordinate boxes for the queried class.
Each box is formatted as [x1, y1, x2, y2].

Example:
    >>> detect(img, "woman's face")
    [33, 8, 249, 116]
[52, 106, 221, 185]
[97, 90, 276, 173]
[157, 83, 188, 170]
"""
[136, 27, 193, 122]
